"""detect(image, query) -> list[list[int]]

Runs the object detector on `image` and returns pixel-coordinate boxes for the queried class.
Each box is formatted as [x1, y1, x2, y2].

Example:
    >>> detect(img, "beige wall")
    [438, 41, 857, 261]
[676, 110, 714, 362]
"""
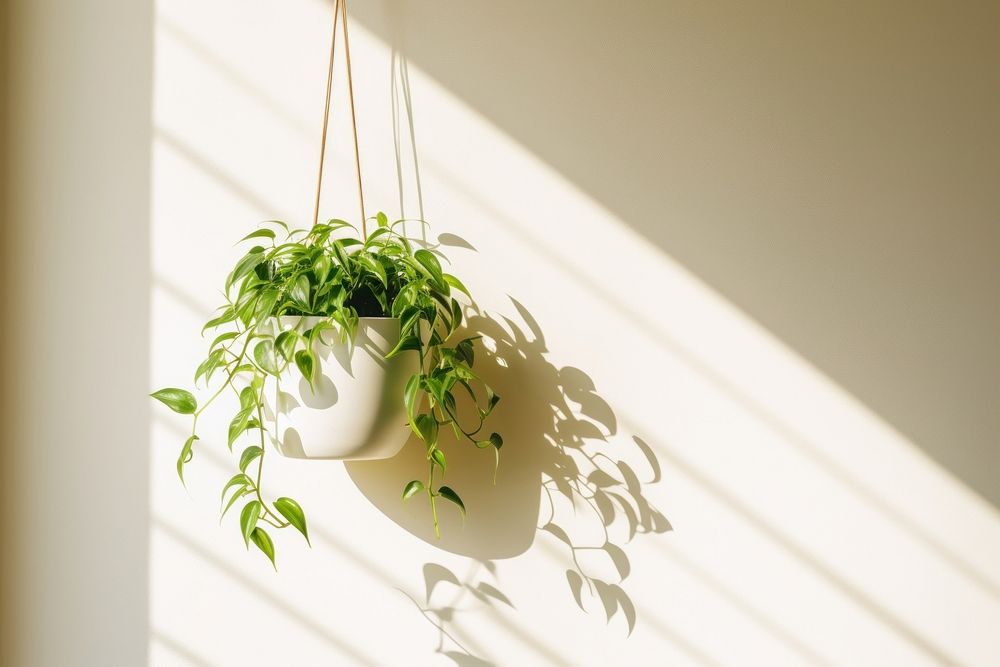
[1, 1, 152, 665]
[146, 1, 1000, 665]
[351, 0, 1000, 510]
[3, 0, 999, 665]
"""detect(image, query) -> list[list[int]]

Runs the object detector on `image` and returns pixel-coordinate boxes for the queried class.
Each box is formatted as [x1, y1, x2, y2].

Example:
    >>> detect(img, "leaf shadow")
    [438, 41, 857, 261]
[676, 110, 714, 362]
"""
[397, 562, 503, 667]
[347, 297, 670, 636]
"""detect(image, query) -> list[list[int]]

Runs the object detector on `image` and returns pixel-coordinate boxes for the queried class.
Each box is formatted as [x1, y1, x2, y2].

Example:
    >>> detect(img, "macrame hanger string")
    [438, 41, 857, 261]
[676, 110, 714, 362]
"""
[312, 0, 367, 239]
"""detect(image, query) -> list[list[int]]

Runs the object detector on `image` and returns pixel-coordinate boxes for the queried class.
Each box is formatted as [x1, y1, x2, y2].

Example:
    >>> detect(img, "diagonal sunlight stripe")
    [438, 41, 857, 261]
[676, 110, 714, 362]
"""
[150, 628, 218, 667]
[653, 543, 836, 667]
[412, 139, 1000, 597]
[641, 430, 961, 667]
[154, 20, 1000, 601]
[155, 129, 287, 220]
[154, 517, 376, 666]
[151, 7, 1000, 665]
[155, 88, 1000, 604]
[151, 123, 987, 663]
[532, 538, 727, 667]
[157, 15, 314, 137]
[153, 408, 577, 667]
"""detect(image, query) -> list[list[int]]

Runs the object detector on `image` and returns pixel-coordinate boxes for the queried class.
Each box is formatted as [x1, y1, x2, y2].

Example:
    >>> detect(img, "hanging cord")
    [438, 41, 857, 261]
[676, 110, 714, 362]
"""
[391, 51, 404, 221]
[400, 56, 425, 228]
[311, 0, 339, 229]
[341, 0, 366, 237]
[392, 52, 426, 241]
[311, 0, 367, 239]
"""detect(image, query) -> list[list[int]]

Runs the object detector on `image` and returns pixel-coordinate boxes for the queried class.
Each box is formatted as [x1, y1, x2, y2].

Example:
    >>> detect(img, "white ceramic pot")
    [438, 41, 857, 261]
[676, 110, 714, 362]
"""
[265, 316, 418, 460]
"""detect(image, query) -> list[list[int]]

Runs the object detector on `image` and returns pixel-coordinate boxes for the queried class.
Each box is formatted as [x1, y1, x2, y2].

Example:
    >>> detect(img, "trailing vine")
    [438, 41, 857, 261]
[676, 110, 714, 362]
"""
[151, 214, 502, 567]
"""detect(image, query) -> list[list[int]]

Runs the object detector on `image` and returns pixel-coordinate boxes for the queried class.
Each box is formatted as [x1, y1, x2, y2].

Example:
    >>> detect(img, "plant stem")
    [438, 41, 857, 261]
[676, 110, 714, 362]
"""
[427, 459, 439, 538]
[188, 334, 254, 441]
[254, 381, 288, 528]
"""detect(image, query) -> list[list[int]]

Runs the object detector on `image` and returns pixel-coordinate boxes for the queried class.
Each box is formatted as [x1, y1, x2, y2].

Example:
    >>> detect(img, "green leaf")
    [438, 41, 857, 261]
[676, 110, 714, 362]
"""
[332, 309, 358, 340]
[228, 406, 254, 449]
[254, 288, 279, 322]
[403, 373, 422, 422]
[274, 497, 310, 546]
[220, 472, 254, 520]
[438, 486, 465, 516]
[449, 298, 463, 335]
[250, 527, 277, 570]
[412, 413, 439, 445]
[239, 446, 263, 472]
[232, 363, 258, 377]
[358, 253, 387, 287]
[386, 334, 422, 359]
[236, 293, 258, 327]
[226, 248, 265, 291]
[423, 375, 448, 406]
[240, 500, 262, 548]
[275, 330, 298, 362]
[220, 486, 252, 521]
[210, 330, 240, 350]
[332, 240, 352, 270]
[254, 259, 275, 282]
[485, 391, 501, 415]
[262, 219, 290, 233]
[455, 337, 476, 366]
[414, 249, 444, 285]
[430, 447, 447, 473]
[309, 320, 339, 348]
[314, 254, 332, 284]
[476, 431, 503, 482]
[398, 306, 422, 336]
[402, 480, 424, 500]
[254, 339, 280, 376]
[176, 435, 198, 484]
[376, 211, 389, 228]
[324, 218, 356, 231]
[239, 228, 276, 243]
[202, 307, 237, 334]
[151, 388, 197, 415]
[194, 349, 225, 386]
[290, 274, 311, 309]
[364, 226, 393, 247]
[220, 473, 254, 507]
[294, 349, 315, 388]
[443, 274, 472, 299]
[239, 385, 257, 411]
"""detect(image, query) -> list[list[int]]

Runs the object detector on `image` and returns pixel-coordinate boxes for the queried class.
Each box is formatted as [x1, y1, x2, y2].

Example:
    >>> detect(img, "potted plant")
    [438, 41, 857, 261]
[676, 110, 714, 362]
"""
[151, 214, 502, 567]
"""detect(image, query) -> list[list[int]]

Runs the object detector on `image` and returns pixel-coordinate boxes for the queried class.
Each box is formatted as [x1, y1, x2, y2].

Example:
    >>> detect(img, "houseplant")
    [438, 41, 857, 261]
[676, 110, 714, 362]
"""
[151, 214, 502, 567]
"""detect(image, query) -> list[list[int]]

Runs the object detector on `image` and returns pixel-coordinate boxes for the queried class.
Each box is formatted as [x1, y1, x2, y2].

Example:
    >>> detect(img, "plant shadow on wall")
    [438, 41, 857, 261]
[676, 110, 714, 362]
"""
[398, 561, 513, 667]
[347, 296, 671, 655]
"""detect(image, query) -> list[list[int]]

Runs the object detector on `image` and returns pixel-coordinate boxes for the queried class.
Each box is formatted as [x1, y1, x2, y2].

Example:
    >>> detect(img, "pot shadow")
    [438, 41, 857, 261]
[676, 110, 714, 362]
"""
[346, 297, 670, 636]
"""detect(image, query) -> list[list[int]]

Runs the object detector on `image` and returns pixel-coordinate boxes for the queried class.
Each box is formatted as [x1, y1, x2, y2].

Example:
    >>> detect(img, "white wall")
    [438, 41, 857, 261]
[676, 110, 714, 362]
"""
[5, 0, 997, 665]
[364, 0, 1000, 510]
[147, 1, 1000, 666]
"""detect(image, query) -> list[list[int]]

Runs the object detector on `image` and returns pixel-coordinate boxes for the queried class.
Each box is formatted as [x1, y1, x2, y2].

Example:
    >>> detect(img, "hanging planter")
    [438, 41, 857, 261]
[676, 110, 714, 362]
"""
[150, 0, 502, 568]
[267, 315, 417, 461]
